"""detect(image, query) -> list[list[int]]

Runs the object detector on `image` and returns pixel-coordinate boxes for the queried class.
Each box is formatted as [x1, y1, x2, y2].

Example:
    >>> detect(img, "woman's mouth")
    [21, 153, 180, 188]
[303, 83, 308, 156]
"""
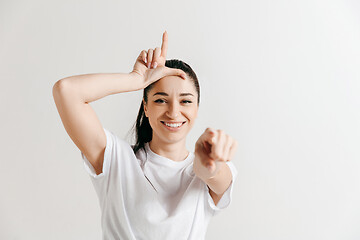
[161, 121, 186, 131]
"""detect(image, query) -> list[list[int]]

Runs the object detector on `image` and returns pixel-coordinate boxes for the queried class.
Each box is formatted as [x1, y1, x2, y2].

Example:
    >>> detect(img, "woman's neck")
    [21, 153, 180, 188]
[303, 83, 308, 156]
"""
[148, 137, 189, 162]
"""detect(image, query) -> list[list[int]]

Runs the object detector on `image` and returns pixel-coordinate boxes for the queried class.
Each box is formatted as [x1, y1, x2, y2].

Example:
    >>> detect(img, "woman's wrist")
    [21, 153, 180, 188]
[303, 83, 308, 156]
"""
[193, 157, 223, 181]
[129, 71, 146, 90]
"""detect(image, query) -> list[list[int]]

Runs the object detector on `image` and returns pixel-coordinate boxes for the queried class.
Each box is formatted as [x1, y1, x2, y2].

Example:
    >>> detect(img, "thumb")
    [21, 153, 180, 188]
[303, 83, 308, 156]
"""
[161, 67, 187, 80]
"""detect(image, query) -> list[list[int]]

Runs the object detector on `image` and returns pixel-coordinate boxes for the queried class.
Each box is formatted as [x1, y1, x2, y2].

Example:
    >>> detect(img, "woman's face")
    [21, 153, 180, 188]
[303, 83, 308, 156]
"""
[143, 76, 199, 144]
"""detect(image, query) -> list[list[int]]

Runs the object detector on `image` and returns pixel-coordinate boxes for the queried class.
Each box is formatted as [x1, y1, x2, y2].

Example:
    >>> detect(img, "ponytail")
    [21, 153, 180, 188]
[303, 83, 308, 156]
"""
[131, 99, 153, 154]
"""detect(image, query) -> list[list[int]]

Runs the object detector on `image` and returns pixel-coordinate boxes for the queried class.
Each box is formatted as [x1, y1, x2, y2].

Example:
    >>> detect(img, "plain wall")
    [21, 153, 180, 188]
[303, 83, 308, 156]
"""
[1, 0, 359, 239]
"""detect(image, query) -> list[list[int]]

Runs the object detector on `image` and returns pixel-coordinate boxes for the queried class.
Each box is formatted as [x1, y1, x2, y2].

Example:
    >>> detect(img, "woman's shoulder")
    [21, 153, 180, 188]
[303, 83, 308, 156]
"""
[104, 128, 146, 168]
[104, 128, 137, 153]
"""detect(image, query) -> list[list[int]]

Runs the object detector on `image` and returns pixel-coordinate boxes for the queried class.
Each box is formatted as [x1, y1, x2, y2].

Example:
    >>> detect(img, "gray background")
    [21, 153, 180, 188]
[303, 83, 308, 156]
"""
[1, 0, 359, 239]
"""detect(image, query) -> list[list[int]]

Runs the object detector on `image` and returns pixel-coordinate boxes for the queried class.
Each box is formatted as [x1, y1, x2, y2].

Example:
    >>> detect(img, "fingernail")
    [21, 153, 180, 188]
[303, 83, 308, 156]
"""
[153, 62, 157, 68]
[147, 63, 150, 68]
[144, 58, 147, 63]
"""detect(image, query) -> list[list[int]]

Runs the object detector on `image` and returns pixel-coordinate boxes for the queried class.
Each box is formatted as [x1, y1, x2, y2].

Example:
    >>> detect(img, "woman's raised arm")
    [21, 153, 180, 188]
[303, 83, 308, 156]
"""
[52, 72, 143, 175]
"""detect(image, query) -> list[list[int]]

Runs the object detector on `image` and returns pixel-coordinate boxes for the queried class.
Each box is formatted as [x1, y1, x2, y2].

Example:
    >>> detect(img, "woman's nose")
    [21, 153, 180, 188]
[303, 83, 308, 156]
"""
[166, 102, 179, 118]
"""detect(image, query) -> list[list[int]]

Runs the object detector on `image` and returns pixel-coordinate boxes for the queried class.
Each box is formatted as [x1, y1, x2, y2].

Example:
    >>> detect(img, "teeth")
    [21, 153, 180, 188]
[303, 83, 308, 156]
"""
[164, 122, 183, 128]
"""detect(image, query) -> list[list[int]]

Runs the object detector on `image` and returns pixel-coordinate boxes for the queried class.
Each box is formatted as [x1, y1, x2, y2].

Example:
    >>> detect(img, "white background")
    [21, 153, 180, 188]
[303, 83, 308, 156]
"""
[1, 0, 359, 239]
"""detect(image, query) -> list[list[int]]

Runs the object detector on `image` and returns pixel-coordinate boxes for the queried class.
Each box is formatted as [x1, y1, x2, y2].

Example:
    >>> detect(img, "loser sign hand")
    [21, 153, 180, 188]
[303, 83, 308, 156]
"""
[132, 31, 186, 90]
[194, 128, 238, 179]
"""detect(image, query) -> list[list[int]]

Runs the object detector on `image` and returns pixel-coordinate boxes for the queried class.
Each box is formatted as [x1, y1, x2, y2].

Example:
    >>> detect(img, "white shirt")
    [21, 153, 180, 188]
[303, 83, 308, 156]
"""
[81, 128, 238, 240]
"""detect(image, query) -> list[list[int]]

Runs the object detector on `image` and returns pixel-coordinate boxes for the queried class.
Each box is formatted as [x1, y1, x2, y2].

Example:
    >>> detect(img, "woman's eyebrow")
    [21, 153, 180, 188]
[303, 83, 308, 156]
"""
[153, 92, 194, 97]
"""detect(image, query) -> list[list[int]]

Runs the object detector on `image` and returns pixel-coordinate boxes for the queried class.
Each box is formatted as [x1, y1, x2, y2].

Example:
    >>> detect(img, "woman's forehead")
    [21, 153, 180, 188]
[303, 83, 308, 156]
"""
[150, 76, 197, 96]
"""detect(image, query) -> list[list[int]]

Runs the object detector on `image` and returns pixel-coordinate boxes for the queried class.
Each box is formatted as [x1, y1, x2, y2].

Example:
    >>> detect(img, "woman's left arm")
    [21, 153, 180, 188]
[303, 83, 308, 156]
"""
[193, 128, 238, 204]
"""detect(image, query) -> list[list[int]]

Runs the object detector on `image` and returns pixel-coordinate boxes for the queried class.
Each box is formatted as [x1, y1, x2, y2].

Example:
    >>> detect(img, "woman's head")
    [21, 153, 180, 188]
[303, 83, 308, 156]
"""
[132, 59, 200, 154]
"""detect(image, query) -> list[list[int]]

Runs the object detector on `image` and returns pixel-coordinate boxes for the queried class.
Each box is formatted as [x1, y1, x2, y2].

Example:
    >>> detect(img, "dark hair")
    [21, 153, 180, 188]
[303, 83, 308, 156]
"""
[131, 59, 200, 154]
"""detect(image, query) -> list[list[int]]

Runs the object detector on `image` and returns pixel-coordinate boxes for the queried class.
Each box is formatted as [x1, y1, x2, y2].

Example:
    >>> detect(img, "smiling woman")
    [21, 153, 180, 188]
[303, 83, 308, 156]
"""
[52, 31, 238, 240]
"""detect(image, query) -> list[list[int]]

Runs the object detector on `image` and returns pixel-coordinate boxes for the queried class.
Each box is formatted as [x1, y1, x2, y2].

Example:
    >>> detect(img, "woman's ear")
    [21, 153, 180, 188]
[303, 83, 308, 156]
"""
[143, 99, 148, 117]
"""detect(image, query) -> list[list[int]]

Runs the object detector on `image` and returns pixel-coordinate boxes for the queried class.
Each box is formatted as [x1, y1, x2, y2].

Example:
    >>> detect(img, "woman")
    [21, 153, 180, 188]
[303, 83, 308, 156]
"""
[53, 31, 238, 240]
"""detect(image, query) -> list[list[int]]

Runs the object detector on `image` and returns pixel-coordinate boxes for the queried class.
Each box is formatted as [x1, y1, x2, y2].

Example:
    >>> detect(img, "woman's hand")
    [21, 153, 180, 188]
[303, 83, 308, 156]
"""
[131, 31, 186, 89]
[194, 128, 238, 180]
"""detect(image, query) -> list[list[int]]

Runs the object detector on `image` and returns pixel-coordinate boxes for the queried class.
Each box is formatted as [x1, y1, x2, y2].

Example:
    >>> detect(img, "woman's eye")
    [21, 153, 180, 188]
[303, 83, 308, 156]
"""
[154, 99, 192, 104]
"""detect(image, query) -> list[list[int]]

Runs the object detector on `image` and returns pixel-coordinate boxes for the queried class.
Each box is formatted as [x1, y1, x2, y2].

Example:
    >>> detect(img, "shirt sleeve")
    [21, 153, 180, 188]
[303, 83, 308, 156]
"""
[206, 161, 238, 215]
[80, 127, 121, 201]
[81, 127, 115, 179]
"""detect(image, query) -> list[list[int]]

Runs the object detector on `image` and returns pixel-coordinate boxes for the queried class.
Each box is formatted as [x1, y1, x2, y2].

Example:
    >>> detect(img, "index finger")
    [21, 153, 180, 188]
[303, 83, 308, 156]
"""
[203, 128, 218, 159]
[197, 128, 216, 150]
[160, 31, 168, 58]
[205, 128, 217, 144]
